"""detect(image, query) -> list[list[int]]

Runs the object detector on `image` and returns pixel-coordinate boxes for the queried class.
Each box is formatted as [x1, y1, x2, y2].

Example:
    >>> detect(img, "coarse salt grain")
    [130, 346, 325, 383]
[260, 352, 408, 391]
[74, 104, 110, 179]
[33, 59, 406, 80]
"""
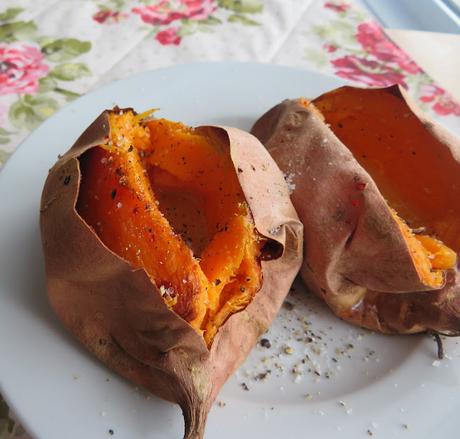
[283, 172, 296, 194]
[268, 225, 281, 235]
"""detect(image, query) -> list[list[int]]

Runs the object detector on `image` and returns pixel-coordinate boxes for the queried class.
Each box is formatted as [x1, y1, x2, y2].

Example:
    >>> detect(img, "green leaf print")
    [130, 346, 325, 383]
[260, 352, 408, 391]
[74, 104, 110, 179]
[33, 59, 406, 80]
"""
[227, 13, 260, 25]
[50, 63, 91, 81]
[41, 38, 91, 62]
[108, 0, 126, 10]
[36, 36, 56, 47]
[304, 47, 329, 68]
[0, 127, 12, 145]
[38, 76, 58, 93]
[9, 95, 59, 131]
[178, 21, 199, 37]
[54, 87, 81, 101]
[0, 7, 24, 22]
[0, 21, 37, 42]
[200, 16, 222, 25]
[218, 0, 263, 14]
[0, 127, 12, 136]
[312, 20, 357, 48]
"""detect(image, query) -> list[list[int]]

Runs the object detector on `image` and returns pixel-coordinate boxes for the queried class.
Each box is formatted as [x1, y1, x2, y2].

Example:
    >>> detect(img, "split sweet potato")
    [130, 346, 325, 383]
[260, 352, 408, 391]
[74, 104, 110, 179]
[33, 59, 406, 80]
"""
[251, 85, 460, 335]
[40, 109, 303, 439]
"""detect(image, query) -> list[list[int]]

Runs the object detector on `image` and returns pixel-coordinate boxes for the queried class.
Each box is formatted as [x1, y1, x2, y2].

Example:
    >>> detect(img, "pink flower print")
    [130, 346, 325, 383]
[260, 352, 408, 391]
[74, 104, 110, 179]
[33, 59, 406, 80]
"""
[156, 27, 182, 45]
[420, 84, 460, 116]
[93, 10, 128, 24]
[356, 22, 421, 74]
[331, 55, 407, 87]
[324, 2, 350, 13]
[133, 0, 217, 26]
[323, 43, 338, 53]
[0, 43, 49, 96]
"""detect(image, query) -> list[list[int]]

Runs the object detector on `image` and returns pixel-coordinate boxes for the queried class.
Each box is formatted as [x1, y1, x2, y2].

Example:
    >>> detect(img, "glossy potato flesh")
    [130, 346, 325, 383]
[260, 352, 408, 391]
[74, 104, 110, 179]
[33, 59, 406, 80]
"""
[312, 89, 458, 288]
[77, 111, 263, 345]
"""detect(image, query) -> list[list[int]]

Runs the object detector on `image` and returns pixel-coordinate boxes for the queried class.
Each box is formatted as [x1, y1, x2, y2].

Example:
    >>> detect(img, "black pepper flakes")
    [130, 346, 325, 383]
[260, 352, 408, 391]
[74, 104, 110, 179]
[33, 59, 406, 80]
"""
[260, 338, 271, 349]
[214, 279, 221, 286]
[111, 189, 117, 199]
[108, 429, 114, 436]
[283, 301, 295, 311]
[255, 371, 271, 381]
[63, 175, 71, 186]
[241, 382, 249, 391]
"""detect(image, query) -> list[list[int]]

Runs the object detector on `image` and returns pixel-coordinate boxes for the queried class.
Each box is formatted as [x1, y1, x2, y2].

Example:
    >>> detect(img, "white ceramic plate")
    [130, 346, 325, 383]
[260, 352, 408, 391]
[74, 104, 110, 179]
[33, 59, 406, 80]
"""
[0, 62, 459, 439]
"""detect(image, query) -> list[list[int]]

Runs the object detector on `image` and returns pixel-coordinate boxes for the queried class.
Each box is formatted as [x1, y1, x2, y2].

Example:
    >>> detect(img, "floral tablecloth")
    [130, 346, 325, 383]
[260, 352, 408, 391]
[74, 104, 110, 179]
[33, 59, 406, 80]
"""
[1, 0, 459, 437]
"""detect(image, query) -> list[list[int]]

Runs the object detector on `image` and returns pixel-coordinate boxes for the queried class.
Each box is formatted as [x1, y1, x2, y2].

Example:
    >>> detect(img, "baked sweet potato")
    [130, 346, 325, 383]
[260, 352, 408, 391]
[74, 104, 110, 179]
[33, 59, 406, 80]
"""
[40, 109, 303, 439]
[251, 85, 460, 336]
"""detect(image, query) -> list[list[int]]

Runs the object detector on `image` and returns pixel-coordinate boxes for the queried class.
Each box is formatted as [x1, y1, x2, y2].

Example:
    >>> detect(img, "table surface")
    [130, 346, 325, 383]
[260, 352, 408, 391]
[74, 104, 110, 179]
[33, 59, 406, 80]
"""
[1, 1, 459, 438]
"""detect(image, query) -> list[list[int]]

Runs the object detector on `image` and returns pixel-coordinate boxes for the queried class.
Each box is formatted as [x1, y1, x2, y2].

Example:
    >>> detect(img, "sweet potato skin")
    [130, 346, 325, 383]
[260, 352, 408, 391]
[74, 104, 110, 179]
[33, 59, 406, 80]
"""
[251, 85, 460, 335]
[40, 112, 303, 439]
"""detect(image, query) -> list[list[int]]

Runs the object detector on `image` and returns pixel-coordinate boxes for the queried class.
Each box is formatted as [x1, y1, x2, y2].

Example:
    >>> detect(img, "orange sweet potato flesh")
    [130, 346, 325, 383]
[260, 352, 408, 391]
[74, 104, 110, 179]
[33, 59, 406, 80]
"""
[314, 88, 460, 249]
[41, 108, 303, 439]
[251, 85, 460, 335]
[312, 88, 458, 289]
[77, 113, 262, 346]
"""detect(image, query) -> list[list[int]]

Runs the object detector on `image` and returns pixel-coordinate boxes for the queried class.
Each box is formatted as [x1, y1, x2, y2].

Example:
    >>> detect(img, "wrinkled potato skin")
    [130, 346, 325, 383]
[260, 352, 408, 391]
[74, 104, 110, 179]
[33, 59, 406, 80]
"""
[251, 85, 460, 336]
[40, 112, 303, 439]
